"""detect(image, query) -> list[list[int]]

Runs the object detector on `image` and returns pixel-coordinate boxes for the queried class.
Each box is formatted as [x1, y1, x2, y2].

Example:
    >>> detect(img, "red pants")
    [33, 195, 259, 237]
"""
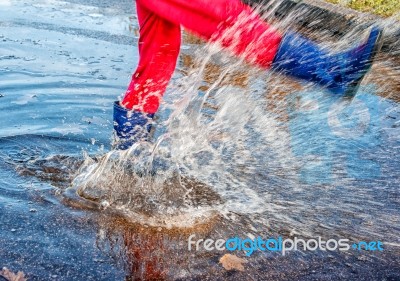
[122, 0, 282, 114]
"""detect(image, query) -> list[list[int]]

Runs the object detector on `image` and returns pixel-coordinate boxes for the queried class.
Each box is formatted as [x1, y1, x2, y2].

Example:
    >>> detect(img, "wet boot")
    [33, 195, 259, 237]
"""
[272, 26, 383, 96]
[113, 101, 154, 150]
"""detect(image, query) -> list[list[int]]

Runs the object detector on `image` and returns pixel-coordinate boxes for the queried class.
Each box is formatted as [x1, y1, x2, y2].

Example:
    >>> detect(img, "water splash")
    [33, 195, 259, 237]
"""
[70, 1, 400, 242]
[2, 0, 399, 279]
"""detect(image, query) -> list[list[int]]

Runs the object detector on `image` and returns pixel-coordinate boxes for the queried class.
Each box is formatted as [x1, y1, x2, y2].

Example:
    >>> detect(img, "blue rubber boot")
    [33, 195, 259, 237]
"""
[113, 101, 154, 150]
[272, 26, 383, 96]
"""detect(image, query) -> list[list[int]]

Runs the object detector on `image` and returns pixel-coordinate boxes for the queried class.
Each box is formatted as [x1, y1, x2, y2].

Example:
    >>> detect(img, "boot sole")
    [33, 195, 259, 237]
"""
[344, 27, 384, 98]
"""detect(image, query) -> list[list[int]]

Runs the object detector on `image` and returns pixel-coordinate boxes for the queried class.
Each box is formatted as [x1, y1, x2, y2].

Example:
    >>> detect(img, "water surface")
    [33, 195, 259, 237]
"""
[0, 0, 399, 280]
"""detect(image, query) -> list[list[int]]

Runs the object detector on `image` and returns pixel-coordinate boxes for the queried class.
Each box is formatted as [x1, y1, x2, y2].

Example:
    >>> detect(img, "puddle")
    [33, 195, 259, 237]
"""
[0, 0, 399, 280]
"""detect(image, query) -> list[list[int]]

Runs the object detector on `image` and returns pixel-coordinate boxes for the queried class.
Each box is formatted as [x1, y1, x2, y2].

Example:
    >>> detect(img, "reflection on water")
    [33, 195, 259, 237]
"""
[0, 0, 399, 280]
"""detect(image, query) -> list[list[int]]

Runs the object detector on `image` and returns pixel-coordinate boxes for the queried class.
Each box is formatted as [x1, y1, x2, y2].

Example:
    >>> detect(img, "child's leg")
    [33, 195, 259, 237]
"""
[116, 0, 381, 149]
[122, 0, 282, 114]
[136, 0, 282, 69]
[121, 1, 181, 113]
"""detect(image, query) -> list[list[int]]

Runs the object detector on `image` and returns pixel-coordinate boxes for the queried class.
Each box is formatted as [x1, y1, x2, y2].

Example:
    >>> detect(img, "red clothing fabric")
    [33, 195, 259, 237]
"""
[122, 0, 282, 113]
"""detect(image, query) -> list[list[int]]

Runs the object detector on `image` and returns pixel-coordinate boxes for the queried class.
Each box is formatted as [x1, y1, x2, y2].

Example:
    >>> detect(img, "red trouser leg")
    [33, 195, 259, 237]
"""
[121, 2, 181, 113]
[122, 0, 282, 113]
